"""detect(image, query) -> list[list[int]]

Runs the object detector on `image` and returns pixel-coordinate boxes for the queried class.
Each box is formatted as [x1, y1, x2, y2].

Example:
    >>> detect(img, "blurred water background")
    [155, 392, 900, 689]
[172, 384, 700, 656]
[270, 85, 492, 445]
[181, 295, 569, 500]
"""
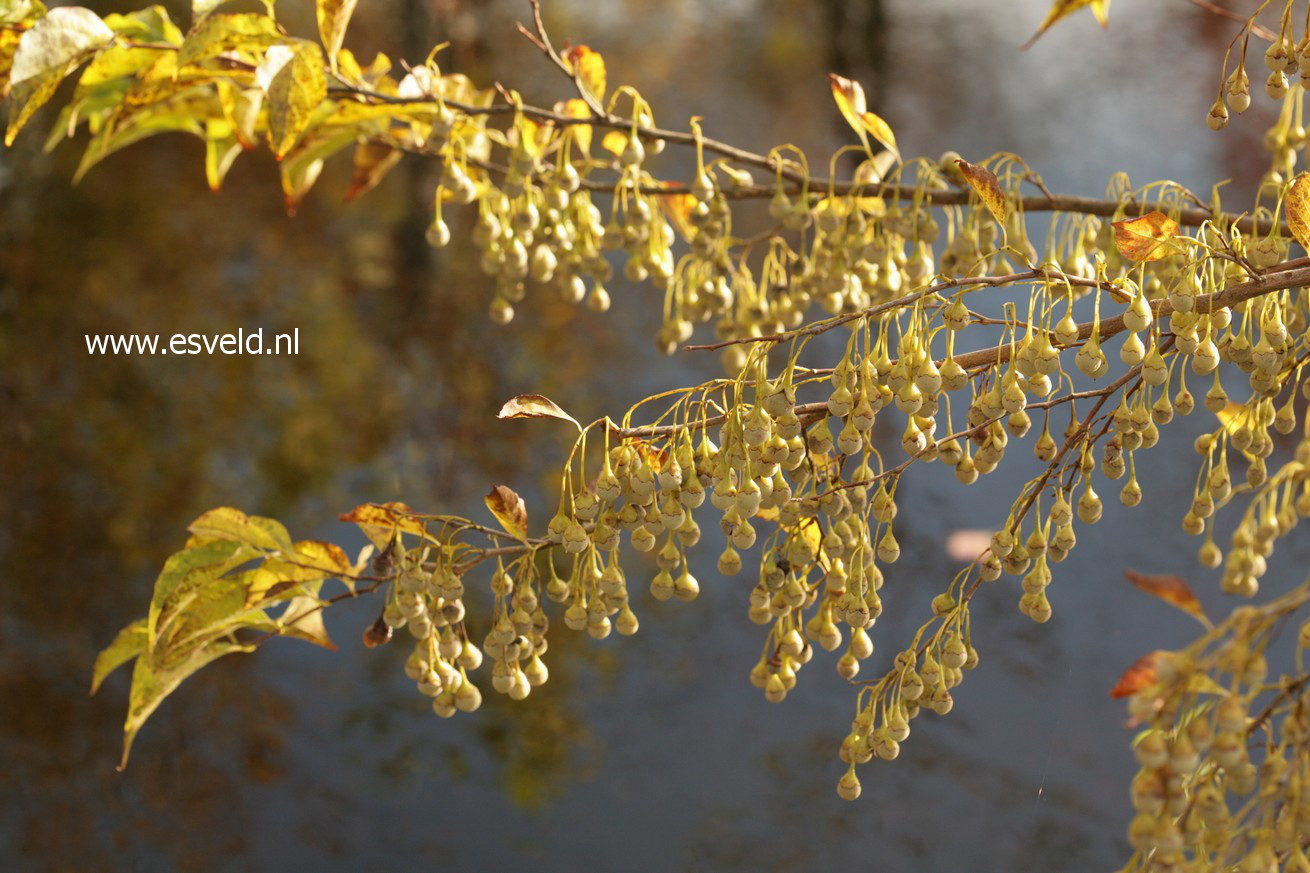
[3, 0, 1307, 870]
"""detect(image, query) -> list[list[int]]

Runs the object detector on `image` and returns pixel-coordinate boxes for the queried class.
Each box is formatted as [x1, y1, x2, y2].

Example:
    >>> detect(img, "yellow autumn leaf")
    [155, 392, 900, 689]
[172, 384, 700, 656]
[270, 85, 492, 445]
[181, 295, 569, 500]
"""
[563, 44, 605, 104]
[955, 158, 1007, 225]
[315, 0, 358, 68]
[860, 110, 898, 159]
[656, 184, 698, 242]
[1112, 211, 1181, 262]
[1284, 172, 1310, 252]
[601, 129, 627, 157]
[828, 72, 870, 155]
[1023, 0, 1111, 50]
[555, 97, 592, 154]
[797, 518, 830, 571]
[339, 500, 431, 549]
[516, 116, 544, 158]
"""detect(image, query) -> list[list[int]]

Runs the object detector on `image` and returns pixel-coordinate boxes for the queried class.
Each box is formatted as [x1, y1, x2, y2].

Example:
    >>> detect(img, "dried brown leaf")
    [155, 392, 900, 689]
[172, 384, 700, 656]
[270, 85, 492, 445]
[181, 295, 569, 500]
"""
[1111, 211, 1181, 262]
[497, 394, 581, 430]
[485, 484, 528, 542]
[955, 158, 1006, 225]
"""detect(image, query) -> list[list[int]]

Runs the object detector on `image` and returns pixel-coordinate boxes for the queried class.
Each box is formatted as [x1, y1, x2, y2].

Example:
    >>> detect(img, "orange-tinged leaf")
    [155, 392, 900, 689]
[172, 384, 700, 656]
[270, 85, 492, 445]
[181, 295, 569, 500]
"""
[1023, 0, 1110, 50]
[657, 185, 698, 242]
[252, 540, 351, 605]
[1284, 172, 1310, 252]
[1111, 650, 1161, 699]
[1125, 569, 1210, 626]
[955, 158, 1007, 225]
[562, 44, 605, 104]
[1112, 211, 1181, 262]
[485, 485, 528, 542]
[497, 393, 582, 430]
[344, 141, 401, 201]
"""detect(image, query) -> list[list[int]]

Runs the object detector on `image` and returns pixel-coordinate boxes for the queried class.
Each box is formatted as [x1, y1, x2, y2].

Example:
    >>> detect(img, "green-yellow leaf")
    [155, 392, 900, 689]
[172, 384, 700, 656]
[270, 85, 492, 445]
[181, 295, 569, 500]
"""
[485, 484, 528, 542]
[187, 506, 295, 553]
[178, 12, 282, 67]
[204, 118, 242, 192]
[92, 619, 147, 694]
[497, 393, 582, 430]
[72, 101, 205, 183]
[158, 570, 265, 655]
[104, 5, 182, 44]
[955, 158, 1007, 225]
[1023, 0, 1111, 50]
[8, 5, 112, 86]
[267, 40, 327, 159]
[1284, 172, 1310, 252]
[192, 0, 231, 22]
[316, 0, 358, 69]
[120, 639, 254, 770]
[147, 537, 257, 650]
[5, 69, 62, 145]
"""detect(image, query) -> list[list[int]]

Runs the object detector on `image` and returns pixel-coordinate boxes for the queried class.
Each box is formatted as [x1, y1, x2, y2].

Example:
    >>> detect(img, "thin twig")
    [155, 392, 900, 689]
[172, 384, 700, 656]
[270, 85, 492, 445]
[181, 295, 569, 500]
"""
[1185, 0, 1278, 41]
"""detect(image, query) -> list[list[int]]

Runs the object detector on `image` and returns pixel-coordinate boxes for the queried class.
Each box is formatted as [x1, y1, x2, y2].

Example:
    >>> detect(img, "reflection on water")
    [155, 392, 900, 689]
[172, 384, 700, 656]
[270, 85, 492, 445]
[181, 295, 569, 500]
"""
[3, 0, 1307, 870]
